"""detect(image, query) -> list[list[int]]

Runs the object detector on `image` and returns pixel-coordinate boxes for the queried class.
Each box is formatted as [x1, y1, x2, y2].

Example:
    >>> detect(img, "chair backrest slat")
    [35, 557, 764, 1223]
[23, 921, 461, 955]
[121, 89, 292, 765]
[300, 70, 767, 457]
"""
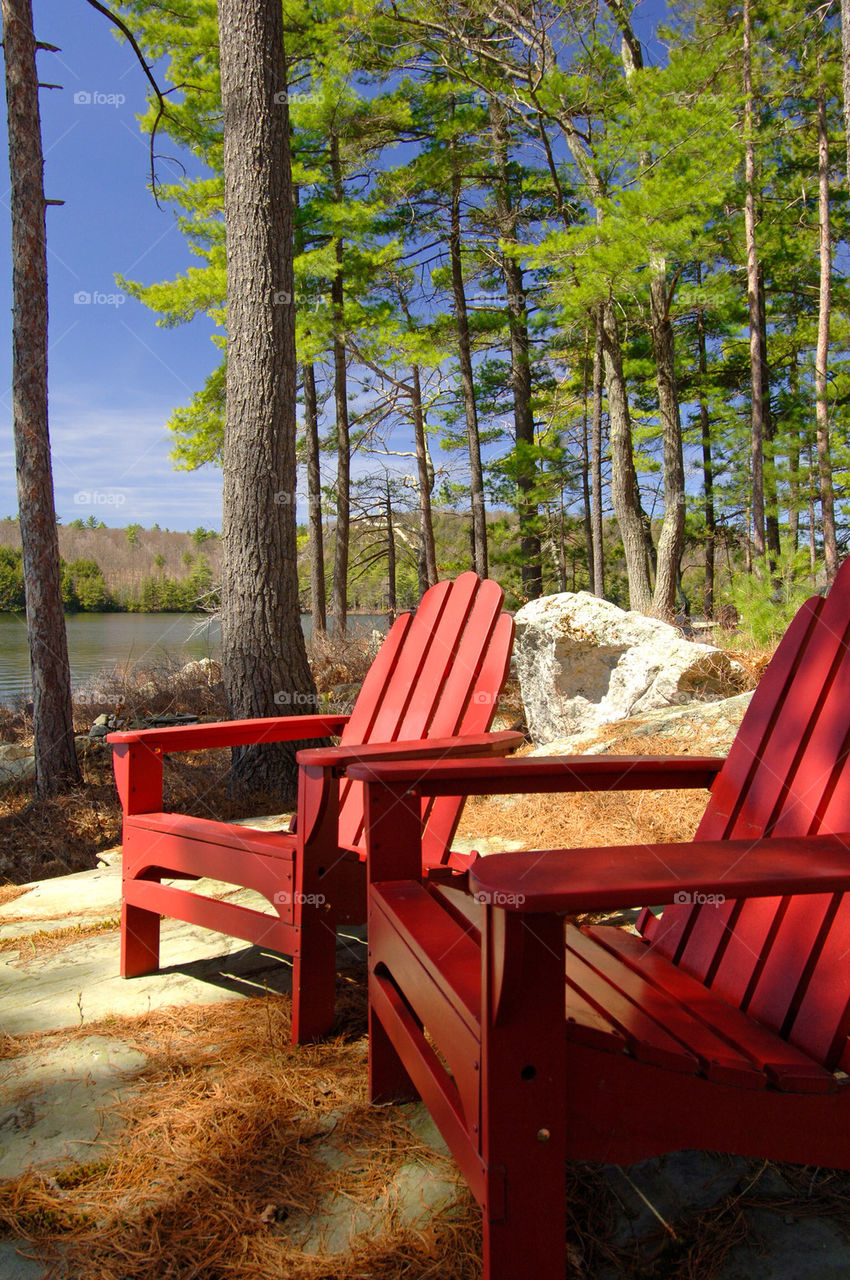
[336, 574, 512, 857]
[786, 896, 850, 1066]
[650, 558, 850, 1066]
[422, 611, 515, 869]
[649, 595, 823, 969]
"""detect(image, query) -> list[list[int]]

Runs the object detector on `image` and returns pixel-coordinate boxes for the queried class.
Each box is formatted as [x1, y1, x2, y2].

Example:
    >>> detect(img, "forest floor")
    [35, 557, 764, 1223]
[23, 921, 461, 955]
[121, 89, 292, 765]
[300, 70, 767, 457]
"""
[4, 638, 850, 1279]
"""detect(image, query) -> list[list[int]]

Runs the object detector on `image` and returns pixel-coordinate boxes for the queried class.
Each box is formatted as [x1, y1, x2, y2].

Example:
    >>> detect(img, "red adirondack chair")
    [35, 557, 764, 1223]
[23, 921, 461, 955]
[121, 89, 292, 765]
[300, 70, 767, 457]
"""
[108, 572, 521, 1044]
[352, 558, 850, 1280]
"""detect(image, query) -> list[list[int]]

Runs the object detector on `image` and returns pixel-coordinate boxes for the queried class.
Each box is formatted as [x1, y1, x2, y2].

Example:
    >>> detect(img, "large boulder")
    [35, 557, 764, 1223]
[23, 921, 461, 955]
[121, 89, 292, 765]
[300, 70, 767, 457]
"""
[515, 592, 746, 746]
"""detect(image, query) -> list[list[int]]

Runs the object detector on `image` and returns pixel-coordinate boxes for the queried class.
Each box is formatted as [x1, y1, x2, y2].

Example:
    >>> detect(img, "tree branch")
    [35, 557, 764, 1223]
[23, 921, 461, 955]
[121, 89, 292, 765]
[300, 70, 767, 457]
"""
[80, 0, 168, 204]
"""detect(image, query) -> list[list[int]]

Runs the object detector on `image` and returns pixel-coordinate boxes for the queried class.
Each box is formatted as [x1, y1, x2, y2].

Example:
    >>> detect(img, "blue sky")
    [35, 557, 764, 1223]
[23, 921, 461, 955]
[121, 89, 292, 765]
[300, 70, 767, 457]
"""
[0, 1, 673, 536]
[0, 0, 223, 531]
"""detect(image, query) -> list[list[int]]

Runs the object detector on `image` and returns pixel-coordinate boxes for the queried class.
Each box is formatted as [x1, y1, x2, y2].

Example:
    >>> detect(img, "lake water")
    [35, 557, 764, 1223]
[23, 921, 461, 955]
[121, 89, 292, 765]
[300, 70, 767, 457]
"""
[0, 612, 387, 706]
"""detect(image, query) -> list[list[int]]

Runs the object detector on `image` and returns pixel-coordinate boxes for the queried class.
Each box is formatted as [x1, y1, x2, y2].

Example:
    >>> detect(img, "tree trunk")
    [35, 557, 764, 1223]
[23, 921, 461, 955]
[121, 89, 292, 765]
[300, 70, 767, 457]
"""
[303, 361, 326, 632]
[788, 353, 800, 552]
[384, 481, 397, 618]
[489, 97, 541, 599]
[758, 267, 780, 567]
[2, 0, 81, 796]
[601, 299, 652, 611]
[695, 287, 715, 619]
[581, 322, 594, 593]
[649, 256, 685, 618]
[218, 0, 317, 797]
[591, 305, 605, 597]
[808, 448, 817, 580]
[411, 364, 437, 590]
[743, 0, 766, 565]
[450, 164, 487, 577]
[815, 79, 838, 584]
[330, 132, 350, 635]
[841, 0, 850, 192]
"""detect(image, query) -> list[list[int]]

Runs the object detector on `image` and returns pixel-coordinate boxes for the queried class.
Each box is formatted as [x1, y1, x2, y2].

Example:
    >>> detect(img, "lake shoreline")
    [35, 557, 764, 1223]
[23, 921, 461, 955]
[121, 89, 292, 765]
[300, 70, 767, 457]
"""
[0, 611, 388, 708]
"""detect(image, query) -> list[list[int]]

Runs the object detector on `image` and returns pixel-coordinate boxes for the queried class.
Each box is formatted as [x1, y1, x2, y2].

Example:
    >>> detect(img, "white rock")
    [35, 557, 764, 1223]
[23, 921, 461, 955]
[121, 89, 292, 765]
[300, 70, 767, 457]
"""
[515, 592, 744, 746]
[0, 745, 35, 791]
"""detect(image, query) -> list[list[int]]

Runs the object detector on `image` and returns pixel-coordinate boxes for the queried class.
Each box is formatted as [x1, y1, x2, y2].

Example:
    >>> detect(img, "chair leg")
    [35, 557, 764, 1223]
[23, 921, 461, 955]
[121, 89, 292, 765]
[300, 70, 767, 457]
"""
[480, 1149, 566, 1280]
[290, 908, 338, 1044]
[121, 899, 161, 976]
[479, 910, 568, 1280]
[368, 995, 419, 1104]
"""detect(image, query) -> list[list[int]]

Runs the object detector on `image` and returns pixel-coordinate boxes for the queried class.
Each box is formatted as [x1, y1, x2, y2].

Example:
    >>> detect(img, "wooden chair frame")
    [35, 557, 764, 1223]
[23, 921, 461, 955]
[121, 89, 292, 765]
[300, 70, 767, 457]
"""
[109, 573, 521, 1043]
[351, 560, 850, 1278]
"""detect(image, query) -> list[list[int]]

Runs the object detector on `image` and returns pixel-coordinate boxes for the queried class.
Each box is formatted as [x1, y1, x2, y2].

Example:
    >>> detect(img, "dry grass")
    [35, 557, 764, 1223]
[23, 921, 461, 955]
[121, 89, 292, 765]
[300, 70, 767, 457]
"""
[0, 918, 120, 960]
[0, 978, 482, 1280]
[2, 985, 845, 1280]
[455, 730, 713, 855]
[71, 655, 228, 732]
[307, 627, 382, 697]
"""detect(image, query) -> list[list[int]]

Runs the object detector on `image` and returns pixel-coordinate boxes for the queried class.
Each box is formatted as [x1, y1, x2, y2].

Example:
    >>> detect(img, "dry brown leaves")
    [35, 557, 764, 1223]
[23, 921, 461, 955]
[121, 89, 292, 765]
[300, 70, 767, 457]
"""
[0, 979, 482, 1280]
[455, 731, 712, 855]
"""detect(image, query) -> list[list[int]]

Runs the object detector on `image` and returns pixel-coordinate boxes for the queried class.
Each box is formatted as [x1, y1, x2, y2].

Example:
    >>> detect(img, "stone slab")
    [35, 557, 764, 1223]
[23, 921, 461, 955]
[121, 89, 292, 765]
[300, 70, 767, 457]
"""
[0, 919, 366, 1037]
[0, 1240, 56, 1279]
[0, 1035, 148, 1180]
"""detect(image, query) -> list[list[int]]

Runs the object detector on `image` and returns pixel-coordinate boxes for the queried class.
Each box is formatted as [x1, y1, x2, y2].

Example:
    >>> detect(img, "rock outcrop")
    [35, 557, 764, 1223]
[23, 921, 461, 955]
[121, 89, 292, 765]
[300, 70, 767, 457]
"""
[515, 592, 746, 746]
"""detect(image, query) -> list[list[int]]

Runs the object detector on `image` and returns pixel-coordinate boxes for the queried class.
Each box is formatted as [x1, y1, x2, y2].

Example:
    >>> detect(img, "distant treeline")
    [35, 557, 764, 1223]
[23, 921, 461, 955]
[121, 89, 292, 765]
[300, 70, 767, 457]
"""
[0, 511, 675, 616]
[0, 518, 221, 613]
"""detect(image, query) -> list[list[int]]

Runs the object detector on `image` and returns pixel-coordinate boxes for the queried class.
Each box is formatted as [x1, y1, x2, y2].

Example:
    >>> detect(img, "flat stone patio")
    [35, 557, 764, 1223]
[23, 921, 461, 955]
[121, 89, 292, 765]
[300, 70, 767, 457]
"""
[2, 842, 850, 1278]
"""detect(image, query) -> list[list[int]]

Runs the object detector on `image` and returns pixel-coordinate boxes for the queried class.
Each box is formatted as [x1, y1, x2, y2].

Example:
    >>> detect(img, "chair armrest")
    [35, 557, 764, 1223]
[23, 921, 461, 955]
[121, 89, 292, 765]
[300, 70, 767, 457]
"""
[107, 713, 350, 754]
[347, 753, 725, 796]
[296, 730, 525, 776]
[466, 833, 850, 914]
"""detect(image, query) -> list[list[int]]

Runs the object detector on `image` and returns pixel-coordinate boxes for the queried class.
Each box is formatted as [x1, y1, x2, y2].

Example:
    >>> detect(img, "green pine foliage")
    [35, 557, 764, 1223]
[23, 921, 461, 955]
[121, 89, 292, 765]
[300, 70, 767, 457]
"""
[109, 0, 849, 630]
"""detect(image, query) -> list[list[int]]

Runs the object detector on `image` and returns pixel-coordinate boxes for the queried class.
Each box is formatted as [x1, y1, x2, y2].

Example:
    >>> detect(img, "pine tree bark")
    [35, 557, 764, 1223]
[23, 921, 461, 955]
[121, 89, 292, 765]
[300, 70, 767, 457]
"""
[330, 131, 350, 635]
[581, 321, 595, 592]
[384, 481, 397, 618]
[815, 79, 838, 583]
[601, 299, 652, 611]
[302, 361, 326, 632]
[591, 305, 605, 597]
[841, 0, 850, 192]
[2, 0, 81, 796]
[743, 0, 766, 564]
[218, 0, 317, 797]
[695, 288, 715, 619]
[449, 163, 487, 577]
[649, 257, 685, 618]
[411, 364, 437, 590]
[757, 268, 780, 567]
[489, 97, 541, 599]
